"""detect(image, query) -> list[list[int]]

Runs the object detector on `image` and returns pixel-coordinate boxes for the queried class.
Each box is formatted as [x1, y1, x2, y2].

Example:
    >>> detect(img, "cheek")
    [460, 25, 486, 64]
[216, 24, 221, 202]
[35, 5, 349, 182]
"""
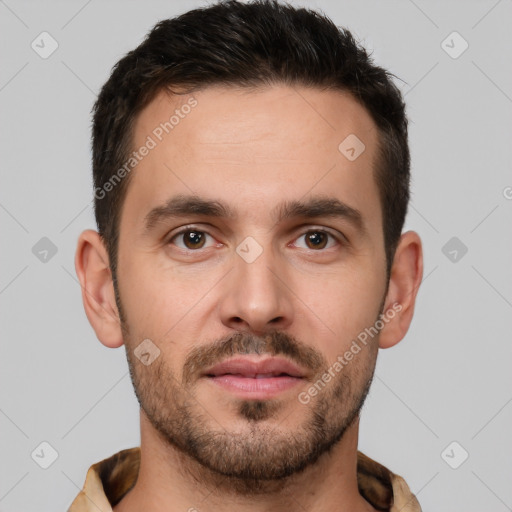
[118, 270, 195, 379]
[297, 266, 385, 360]
[117, 248, 228, 353]
[116, 255, 194, 337]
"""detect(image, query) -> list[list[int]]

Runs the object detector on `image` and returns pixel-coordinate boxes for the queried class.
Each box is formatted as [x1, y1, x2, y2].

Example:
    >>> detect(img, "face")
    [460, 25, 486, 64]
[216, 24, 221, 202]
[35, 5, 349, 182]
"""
[116, 85, 388, 484]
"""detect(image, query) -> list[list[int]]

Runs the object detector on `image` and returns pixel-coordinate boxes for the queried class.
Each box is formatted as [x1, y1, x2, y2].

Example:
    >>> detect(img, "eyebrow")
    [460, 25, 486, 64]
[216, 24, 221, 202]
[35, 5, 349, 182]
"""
[143, 193, 366, 235]
[273, 197, 365, 234]
[144, 194, 234, 231]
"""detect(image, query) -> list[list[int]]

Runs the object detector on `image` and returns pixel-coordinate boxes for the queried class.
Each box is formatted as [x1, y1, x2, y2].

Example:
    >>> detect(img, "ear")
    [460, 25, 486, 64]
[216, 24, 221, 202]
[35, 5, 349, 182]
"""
[75, 229, 124, 348]
[379, 230, 423, 349]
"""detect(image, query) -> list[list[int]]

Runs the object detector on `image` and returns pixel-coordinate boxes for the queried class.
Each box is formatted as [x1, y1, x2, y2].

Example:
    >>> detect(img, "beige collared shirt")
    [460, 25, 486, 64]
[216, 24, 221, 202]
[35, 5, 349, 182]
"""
[68, 447, 422, 511]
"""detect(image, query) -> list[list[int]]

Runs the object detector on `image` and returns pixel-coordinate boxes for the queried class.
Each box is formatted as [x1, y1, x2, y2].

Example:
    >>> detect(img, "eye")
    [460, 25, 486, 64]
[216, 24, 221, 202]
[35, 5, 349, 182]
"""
[292, 230, 339, 250]
[169, 228, 217, 250]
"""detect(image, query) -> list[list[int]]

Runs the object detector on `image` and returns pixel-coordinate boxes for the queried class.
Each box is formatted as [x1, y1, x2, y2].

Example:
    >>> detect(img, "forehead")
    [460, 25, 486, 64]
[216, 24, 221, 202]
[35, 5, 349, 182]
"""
[124, 84, 381, 230]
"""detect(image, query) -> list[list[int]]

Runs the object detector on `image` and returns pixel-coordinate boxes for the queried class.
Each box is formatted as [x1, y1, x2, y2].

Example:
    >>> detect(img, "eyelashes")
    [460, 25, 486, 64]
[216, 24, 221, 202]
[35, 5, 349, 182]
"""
[168, 227, 342, 252]
[170, 229, 218, 250]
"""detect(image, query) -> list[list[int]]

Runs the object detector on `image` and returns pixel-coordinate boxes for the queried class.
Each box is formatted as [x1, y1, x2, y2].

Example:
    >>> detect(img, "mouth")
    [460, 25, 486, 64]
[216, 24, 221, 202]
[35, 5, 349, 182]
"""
[203, 356, 305, 378]
[206, 371, 298, 378]
[202, 357, 306, 398]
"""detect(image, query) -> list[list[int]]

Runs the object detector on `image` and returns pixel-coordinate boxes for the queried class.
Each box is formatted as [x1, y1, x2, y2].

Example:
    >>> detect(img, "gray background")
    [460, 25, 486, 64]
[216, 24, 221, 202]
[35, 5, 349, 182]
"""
[1, 0, 511, 511]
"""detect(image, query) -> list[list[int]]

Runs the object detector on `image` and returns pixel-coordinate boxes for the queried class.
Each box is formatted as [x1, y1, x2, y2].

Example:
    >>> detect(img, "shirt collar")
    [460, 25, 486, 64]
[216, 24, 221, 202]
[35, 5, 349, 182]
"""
[68, 447, 422, 512]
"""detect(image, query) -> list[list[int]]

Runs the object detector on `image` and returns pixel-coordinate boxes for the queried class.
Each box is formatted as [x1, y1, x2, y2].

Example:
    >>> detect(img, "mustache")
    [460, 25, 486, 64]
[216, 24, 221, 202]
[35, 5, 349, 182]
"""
[182, 331, 326, 385]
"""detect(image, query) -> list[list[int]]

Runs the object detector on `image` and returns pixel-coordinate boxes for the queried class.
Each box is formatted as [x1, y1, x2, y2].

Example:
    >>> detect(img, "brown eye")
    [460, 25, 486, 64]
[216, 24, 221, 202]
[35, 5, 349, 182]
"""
[305, 231, 328, 249]
[293, 230, 338, 251]
[170, 229, 215, 250]
[183, 230, 205, 249]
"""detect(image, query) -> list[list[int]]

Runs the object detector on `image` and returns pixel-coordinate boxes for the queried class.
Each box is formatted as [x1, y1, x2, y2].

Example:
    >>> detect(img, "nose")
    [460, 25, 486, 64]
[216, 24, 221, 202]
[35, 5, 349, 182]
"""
[218, 243, 294, 335]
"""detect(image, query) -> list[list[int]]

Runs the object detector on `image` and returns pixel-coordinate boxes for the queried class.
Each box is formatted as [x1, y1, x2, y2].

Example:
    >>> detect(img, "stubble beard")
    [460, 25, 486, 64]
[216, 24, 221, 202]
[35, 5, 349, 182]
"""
[124, 327, 378, 495]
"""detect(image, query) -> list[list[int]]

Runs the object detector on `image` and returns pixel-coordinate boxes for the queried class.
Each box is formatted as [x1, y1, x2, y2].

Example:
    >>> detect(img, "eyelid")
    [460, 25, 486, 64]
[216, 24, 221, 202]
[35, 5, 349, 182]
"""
[166, 224, 347, 250]
[294, 222, 347, 239]
[290, 227, 344, 249]
[167, 225, 220, 250]
[167, 223, 217, 239]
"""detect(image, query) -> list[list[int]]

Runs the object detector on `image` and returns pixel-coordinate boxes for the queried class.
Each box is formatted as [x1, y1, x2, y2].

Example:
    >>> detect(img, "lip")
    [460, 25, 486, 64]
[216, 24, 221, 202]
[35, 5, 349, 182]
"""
[203, 357, 306, 379]
[202, 357, 306, 399]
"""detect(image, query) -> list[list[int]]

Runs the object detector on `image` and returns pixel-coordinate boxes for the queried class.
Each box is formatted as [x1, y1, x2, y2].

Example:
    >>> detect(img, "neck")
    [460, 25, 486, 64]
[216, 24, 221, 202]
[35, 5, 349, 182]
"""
[114, 412, 375, 512]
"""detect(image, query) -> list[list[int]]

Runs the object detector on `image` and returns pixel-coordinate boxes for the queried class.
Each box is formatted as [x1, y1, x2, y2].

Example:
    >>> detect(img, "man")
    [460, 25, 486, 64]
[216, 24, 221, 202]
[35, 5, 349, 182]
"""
[70, 0, 423, 510]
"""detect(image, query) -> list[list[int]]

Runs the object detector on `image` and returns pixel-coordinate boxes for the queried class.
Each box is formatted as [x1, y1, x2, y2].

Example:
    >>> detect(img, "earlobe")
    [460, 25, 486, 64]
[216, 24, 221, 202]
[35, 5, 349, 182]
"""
[75, 229, 124, 348]
[378, 231, 423, 349]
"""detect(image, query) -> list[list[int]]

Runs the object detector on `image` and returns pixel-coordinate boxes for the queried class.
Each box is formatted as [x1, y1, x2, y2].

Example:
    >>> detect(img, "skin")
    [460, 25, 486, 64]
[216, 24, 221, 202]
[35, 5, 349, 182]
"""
[76, 84, 423, 512]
